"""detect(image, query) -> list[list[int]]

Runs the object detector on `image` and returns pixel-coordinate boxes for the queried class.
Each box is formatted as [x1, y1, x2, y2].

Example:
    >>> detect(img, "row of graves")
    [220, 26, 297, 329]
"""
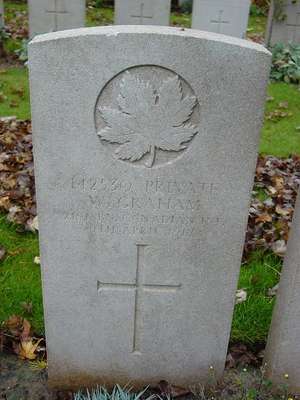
[0, 0, 300, 43]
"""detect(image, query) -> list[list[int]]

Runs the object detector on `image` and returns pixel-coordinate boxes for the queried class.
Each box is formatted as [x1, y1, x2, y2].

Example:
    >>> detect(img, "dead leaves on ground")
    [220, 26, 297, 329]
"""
[0, 315, 45, 361]
[0, 117, 36, 231]
[245, 156, 300, 258]
[0, 118, 300, 258]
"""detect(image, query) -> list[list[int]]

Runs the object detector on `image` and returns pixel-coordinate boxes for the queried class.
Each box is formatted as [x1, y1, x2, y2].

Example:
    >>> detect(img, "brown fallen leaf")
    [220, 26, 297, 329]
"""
[19, 338, 43, 360]
[255, 214, 272, 223]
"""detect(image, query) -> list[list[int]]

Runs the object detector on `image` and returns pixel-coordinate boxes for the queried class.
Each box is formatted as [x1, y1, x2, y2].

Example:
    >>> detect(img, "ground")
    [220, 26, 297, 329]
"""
[0, 1, 300, 397]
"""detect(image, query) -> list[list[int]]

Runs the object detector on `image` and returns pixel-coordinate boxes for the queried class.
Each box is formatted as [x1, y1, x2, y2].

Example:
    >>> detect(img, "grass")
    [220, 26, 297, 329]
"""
[0, 215, 43, 334]
[232, 252, 281, 344]
[0, 2, 296, 345]
[0, 67, 30, 119]
[260, 83, 300, 157]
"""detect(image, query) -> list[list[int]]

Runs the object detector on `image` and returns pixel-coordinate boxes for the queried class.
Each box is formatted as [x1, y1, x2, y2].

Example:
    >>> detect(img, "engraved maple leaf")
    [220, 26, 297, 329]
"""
[97, 72, 198, 167]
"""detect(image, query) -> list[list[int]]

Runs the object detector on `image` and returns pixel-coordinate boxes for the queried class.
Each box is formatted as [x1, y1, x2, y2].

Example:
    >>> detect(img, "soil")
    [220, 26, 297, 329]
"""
[0, 353, 72, 400]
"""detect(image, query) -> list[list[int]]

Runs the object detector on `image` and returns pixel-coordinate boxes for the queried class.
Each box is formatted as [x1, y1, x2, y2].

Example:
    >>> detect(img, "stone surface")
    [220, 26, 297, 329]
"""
[264, 190, 300, 392]
[29, 26, 270, 389]
[28, 0, 85, 37]
[0, 0, 4, 29]
[115, 0, 171, 25]
[266, 0, 300, 46]
[192, 0, 251, 38]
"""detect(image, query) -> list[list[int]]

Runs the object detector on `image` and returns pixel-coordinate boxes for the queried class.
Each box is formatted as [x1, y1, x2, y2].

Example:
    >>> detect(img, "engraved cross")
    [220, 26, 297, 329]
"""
[131, 3, 153, 24]
[211, 10, 229, 33]
[45, 0, 68, 31]
[97, 244, 181, 354]
[286, 12, 300, 42]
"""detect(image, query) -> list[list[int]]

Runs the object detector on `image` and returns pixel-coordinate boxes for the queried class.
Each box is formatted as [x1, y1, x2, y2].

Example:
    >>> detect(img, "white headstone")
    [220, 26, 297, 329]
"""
[264, 190, 300, 393]
[29, 26, 270, 389]
[0, 0, 4, 29]
[192, 0, 251, 39]
[28, 0, 85, 38]
[266, 0, 300, 46]
[115, 0, 171, 25]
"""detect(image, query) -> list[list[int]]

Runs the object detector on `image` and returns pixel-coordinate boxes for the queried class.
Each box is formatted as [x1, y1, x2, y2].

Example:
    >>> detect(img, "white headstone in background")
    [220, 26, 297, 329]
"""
[0, 0, 4, 29]
[192, 0, 251, 38]
[29, 26, 270, 389]
[28, 0, 85, 37]
[115, 0, 171, 25]
[266, 0, 300, 46]
[264, 190, 300, 393]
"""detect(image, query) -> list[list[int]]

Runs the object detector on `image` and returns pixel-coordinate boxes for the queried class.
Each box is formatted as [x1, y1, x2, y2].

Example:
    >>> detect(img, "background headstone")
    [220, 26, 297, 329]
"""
[29, 26, 270, 389]
[192, 0, 251, 38]
[264, 189, 300, 392]
[0, 0, 4, 29]
[115, 0, 171, 25]
[266, 0, 300, 46]
[28, 0, 86, 37]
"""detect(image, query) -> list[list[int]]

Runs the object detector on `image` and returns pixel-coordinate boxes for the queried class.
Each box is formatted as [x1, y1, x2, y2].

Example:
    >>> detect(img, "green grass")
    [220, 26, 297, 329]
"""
[0, 68, 30, 119]
[247, 14, 267, 36]
[232, 252, 281, 344]
[0, 215, 43, 334]
[260, 83, 300, 157]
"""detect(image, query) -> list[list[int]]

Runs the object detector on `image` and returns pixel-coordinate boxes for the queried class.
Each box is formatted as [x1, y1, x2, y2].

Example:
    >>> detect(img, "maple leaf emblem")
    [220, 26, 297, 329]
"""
[97, 72, 198, 168]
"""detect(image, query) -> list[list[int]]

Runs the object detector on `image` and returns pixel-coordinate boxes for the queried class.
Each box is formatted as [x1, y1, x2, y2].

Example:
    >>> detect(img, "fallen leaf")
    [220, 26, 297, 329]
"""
[235, 289, 247, 304]
[268, 284, 279, 297]
[272, 240, 287, 257]
[33, 256, 40, 265]
[19, 338, 43, 360]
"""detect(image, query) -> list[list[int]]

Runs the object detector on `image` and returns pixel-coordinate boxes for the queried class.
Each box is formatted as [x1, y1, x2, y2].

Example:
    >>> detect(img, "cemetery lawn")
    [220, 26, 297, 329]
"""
[0, 68, 30, 120]
[0, 215, 44, 334]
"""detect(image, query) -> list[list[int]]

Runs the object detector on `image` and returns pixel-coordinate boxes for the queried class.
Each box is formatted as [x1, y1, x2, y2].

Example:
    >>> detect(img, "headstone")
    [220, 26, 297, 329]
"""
[266, 0, 300, 46]
[28, 0, 85, 38]
[28, 26, 270, 389]
[0, 0, 4, 29]
[264, 190, 300, 392]
[115, 0, 171, 25]
[192, 0, 251, 38]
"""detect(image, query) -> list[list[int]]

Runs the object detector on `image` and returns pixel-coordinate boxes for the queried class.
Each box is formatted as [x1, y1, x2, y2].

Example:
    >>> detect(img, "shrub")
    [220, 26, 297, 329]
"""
[180, 0, 193, 14]
[270, 43, 300, 83]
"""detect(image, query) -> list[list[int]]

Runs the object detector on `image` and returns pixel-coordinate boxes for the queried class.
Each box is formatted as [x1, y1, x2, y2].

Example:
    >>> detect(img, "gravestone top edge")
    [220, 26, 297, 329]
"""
[29, 25, 271, 55]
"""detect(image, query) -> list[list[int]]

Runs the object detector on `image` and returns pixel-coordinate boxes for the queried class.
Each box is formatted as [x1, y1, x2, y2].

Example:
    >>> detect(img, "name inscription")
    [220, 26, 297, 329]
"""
[53, 174, 223, 239]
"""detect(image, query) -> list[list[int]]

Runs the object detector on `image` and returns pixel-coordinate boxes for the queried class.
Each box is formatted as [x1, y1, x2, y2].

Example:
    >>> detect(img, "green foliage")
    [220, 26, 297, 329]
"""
[74, 386, 151, 400]
[250, 4, 267, 16]
[180, 0, 193, 14]
[271, 43, 300, 83]
[14, 39, 29, 63]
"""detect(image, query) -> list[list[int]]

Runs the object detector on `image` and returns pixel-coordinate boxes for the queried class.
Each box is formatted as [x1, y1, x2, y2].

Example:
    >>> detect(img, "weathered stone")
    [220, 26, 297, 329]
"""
[266, 0, 300, 46]
[264, 190, 300, 392]
[28, 0, 85, 38]
[192, 0, 251, 38]
[29, 26, 270, 389]
[115, 0, 171, 25]
[0, 0, 4, 29]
